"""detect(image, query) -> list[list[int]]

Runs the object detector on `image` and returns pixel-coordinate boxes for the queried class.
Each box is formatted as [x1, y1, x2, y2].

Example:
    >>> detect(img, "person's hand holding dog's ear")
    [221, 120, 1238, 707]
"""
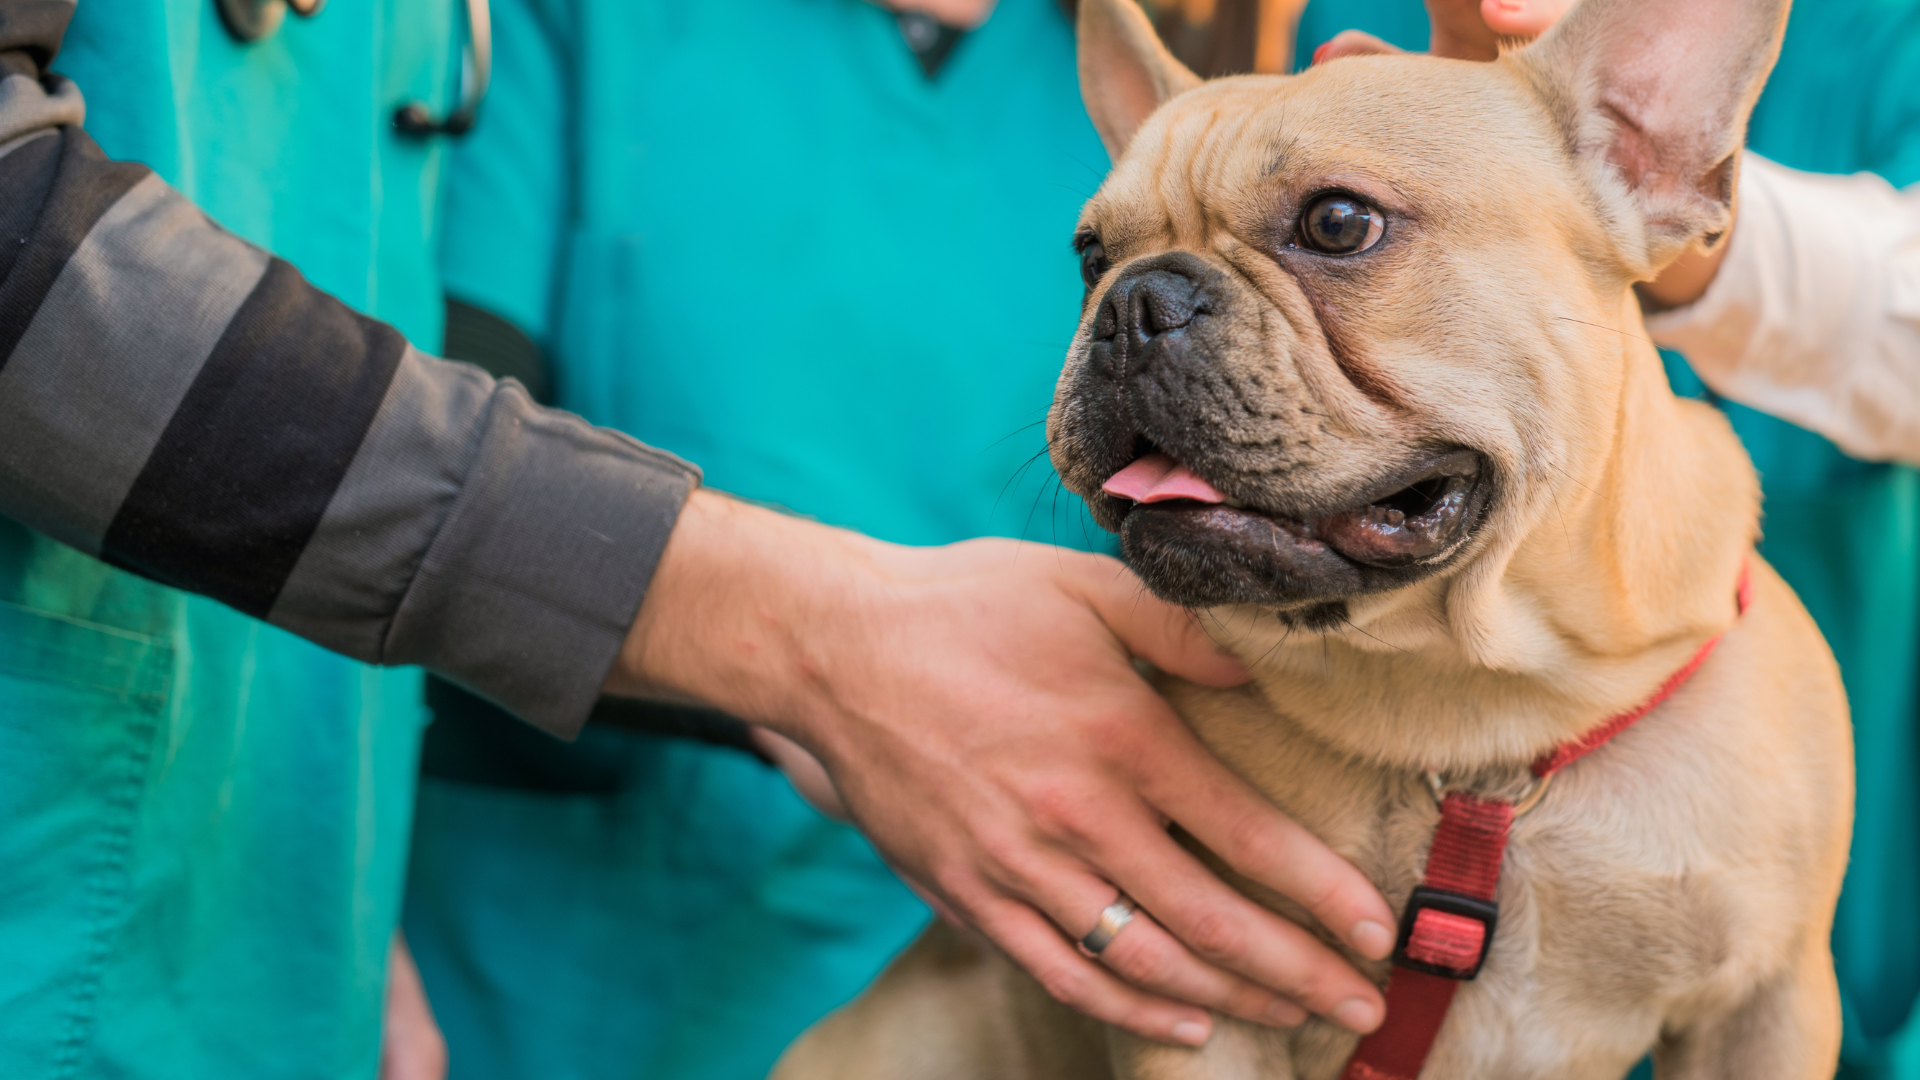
[608, 490, 1395, 1047]
[1313, 0, 1727, 309]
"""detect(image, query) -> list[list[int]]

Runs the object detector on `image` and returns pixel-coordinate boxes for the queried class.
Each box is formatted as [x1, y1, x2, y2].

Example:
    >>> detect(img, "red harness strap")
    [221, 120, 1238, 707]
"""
[1338, 564, 1752, 1080]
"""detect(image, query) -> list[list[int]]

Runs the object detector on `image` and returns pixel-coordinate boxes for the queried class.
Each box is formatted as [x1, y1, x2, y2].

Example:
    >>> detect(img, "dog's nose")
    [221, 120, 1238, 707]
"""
[1096, 268, 1202, 345]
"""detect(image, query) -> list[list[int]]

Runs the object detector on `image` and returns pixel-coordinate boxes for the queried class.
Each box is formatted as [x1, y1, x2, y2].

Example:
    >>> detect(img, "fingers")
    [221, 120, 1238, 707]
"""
[1479, 0, 1574, 39]
[900, 874, 971, 929]
[1065, 555, 1250, 688]
[1091, 820, 1386, 1034]
[972, 898, 1218, 1046]
[1013, 857, 1315, 1032]
[1312, 29, 1403, 65]
[1142, 741, 1397, 966]
[1095, 905, 1312, 1030]
[995, 712, 1386, 1033]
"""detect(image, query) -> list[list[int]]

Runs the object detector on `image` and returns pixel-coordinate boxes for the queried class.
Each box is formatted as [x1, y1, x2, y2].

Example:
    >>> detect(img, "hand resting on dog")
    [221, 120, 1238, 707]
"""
[608, 489, 1397, 1045]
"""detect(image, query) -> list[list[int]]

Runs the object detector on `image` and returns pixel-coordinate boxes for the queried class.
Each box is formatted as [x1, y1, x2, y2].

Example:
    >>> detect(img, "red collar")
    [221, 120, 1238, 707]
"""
[1339, 562, 1752, 1080]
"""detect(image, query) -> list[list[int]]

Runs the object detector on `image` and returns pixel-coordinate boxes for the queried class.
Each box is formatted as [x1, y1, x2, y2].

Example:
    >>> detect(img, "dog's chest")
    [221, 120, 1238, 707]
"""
[1161, 683, 1808, 1080]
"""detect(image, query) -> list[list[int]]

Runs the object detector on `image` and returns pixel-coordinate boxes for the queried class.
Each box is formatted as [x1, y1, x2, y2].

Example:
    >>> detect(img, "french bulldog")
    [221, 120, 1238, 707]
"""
[772, 0, 1852, 1075]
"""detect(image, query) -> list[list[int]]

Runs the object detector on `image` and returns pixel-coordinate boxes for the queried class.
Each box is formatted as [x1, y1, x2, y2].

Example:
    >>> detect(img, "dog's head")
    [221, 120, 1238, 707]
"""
[1051, 0, 1784, 631]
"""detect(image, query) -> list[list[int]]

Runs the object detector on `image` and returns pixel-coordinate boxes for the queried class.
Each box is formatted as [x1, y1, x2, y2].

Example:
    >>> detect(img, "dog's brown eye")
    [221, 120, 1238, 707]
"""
[1298, 194, 1383, 255]
[1078, 237, 1110, 290]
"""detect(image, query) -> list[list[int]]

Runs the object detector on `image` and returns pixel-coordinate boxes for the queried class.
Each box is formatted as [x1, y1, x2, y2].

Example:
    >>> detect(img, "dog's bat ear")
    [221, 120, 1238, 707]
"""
[1077, 0, 1202, 160]
[1515, 0, 1790, 272]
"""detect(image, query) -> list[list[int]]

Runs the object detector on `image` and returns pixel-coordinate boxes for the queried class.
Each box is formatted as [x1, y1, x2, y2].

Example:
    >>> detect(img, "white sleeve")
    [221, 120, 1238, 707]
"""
[1644, 152, 1920, 465]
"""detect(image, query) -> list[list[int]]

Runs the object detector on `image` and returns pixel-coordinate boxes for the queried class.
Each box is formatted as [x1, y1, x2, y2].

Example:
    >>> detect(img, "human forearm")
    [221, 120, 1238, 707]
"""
[1645, 153, 1920, 465]
[612, 489, 904, 746]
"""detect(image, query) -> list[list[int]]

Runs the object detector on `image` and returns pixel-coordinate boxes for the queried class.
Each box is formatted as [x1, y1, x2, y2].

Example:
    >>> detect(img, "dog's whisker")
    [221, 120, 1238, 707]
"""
[1049, 470, 1066, 529]
[1060, 150, 1109, 185]
[995, 445, 1057, 519]
[1018, 463, 1072, 545]
[1339, 612, 1409, 655]
[1530, 454, 1606, 503]
[1554, 315, 1655, 345]
[978, 419, 1051, 455]
[1249, 617, 1290, 670]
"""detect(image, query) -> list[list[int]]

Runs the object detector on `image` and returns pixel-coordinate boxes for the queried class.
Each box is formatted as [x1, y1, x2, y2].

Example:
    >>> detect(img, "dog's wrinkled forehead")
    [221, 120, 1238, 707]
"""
[1083, 58, 1583, 263]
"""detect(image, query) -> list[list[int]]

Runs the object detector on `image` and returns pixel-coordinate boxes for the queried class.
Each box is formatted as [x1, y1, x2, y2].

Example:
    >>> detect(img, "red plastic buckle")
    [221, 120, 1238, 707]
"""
[1391, 886, 1499, 980]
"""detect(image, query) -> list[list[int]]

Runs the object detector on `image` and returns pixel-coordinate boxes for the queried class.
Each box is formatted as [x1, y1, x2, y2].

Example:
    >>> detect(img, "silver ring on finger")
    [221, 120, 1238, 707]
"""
[1079, 893, 1138, 956]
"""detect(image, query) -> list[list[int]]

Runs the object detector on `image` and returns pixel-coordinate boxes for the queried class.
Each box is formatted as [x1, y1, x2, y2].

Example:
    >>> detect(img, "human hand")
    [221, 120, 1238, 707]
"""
[752, 725, 850, 820]
[379, 934, 447, 1080]
[880, 0, 996, 31]
[1311, 0, 1726, 308]
[1311, 0, 1571, 64]
[1636, 241, 1731, 312]
[613, 491, 1395, 1046]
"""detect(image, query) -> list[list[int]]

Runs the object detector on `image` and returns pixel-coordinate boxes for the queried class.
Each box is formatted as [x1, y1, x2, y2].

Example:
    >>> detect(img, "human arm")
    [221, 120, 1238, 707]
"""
[0, 11, 697, 735]
[1643, 155, 1920, 466]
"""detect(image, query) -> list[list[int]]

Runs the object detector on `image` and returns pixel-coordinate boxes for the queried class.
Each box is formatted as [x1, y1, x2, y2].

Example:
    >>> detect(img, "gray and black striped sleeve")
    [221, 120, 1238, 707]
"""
[0, 24, 698, 737]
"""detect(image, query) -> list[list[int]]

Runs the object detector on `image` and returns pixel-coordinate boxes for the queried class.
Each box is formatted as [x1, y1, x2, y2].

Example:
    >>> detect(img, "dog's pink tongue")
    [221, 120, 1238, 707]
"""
[1102, 453, 1228, 504]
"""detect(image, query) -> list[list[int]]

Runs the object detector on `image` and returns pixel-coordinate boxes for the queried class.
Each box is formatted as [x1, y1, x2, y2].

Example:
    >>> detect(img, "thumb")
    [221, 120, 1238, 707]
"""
[1073, 562, 1250, 688]
[1312, 29, 1403, 65]
[1480, 0, 1573, 39]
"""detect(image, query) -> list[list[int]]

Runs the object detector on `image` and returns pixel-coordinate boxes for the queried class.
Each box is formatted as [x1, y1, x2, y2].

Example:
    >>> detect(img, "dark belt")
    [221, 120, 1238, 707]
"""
[420, 676, 771, 794]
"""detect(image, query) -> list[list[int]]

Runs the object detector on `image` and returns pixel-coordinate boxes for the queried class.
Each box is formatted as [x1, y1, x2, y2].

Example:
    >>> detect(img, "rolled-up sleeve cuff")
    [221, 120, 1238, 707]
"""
[382, 381, 699, 737]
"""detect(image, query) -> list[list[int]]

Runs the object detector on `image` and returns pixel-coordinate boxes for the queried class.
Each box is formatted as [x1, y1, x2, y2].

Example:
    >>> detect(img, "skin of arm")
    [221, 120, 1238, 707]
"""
[609, 489, 1398, 1044]
[1644, 158, 1920, 466]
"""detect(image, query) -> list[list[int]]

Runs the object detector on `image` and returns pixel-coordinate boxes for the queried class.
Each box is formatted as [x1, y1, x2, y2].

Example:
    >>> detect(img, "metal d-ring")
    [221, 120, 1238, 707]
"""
[1425, 769, 1556, 818]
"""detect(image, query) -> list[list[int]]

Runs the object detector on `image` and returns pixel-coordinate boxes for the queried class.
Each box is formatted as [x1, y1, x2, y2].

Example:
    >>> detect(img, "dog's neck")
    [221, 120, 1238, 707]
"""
[1222, 291, 1759, 775]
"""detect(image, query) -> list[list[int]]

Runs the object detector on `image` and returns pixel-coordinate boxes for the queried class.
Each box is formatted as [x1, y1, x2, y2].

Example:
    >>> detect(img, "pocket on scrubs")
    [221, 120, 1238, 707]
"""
[0, 601, 172, 1073]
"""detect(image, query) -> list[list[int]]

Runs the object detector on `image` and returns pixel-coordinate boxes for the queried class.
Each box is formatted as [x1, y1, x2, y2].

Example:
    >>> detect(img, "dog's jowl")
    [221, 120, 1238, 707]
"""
[774, 0, 1853, 1076]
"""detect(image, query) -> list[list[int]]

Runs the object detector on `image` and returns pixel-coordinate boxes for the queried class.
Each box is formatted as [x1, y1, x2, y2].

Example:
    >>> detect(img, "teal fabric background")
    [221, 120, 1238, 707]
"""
[0, 2, 457, 1075]
[1297, 0, 1920, 1075]
[404, 1, 1112, 1078]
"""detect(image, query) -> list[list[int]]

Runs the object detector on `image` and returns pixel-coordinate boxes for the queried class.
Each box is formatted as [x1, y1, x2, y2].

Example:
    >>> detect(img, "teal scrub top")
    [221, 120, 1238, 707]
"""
[401, 1, 1109, 1078]
[1297, 2, 1920, 1076]
[0, 2, 459, 1075]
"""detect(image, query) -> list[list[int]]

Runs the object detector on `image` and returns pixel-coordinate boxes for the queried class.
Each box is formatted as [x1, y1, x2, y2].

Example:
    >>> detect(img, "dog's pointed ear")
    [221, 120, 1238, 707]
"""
[1078, 0, 1202, 160]
[1515, 0, 1790, 271]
